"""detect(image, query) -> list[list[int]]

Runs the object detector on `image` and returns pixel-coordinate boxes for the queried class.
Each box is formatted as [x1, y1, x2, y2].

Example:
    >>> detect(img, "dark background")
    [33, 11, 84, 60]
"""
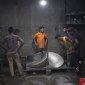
[0, 0, 85, 59]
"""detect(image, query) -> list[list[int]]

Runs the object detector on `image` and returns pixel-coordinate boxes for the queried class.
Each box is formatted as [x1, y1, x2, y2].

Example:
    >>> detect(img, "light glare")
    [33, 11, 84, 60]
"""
[40, 0, 47, 6]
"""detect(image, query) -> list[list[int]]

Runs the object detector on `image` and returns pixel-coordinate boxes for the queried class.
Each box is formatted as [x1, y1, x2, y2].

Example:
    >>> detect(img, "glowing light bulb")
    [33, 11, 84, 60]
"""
[40, 0, 47, 6]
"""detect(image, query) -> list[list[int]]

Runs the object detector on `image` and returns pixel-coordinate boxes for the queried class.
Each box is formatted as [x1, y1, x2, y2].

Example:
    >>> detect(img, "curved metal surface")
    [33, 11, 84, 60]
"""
[27, 52, 64, 68]
[26, 52, 47, 68]
[46, 52, 64, 68]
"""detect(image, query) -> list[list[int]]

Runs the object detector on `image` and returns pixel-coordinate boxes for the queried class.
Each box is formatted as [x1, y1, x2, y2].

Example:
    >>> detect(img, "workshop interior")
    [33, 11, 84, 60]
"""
[0, 0, 85, 85]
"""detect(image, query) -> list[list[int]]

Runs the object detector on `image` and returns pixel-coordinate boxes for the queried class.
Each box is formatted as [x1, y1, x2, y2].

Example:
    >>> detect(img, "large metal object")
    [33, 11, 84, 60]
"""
[26, 52, 47, 68]
[47, 52, 64, 68]
[26, 52, 64, 69]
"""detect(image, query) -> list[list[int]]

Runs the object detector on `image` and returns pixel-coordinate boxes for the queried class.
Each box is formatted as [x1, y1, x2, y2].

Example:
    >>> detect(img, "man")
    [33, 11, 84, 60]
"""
[64, 27, 83, 71]
[33, 26, 48, 53]
[55, 34, 73, 67]
[3, 27, 24, 77]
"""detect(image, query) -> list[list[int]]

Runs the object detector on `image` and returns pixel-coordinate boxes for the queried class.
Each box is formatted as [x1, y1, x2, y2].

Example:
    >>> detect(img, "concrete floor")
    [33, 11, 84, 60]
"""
[0, 71, 79, 85]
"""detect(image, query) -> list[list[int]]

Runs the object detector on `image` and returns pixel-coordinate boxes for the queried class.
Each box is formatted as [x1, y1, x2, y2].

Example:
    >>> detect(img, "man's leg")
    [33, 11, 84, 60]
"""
[63, 54, 67, 66]
[67, 54, 71, 68]
[71, 53, 79, 71]
[7, 54, 14, 77]
[40, 48, 44, 58]
[13, 53, 23, 75]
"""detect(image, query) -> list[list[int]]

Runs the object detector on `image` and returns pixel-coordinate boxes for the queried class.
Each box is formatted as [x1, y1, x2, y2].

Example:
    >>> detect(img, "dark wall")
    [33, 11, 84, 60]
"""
[0, 0, 65, 56]
[0, 0, 85, 58]
[66, 0, 85, 13]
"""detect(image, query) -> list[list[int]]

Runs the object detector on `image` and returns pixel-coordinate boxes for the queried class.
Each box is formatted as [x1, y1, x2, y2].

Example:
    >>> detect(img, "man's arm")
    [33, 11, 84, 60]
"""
[32, 33, 38, 52]
[32, 38, 37, 51]
[73, 39, 79, 48]
[17, 36, 24, 50]
[56, 36, 66, 46]
[45, 38, 48, 50]
[0, 43, 6, 50]
[32, 33, 38, 47]
[44, 33, 48, 50]
[0, 39, 7, 50]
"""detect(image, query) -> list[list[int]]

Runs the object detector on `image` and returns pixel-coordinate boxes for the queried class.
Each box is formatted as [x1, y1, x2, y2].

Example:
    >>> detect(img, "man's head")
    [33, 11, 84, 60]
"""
[14, 29, 20, 35]
[63, 26, 74, 32]
[8, 27, 14, 33]
[55, 34, 61, 39]
[63, 26, 68, 32]
[39, 26, 44, 33]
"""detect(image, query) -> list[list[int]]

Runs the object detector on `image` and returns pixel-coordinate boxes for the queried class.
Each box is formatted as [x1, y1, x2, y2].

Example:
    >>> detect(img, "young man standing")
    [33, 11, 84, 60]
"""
[3, 27, 24, 77]
[33, 26, 48, 53]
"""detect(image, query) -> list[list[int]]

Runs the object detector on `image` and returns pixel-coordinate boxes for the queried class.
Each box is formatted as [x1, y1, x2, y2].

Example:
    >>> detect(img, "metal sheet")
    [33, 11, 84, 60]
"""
[26, 52, 64, 68]
[46, 52, 64, 68]
[26, 52, 47, 68]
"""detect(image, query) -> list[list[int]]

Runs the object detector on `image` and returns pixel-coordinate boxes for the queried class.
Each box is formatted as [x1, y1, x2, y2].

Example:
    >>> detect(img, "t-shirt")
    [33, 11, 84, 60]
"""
[34, 32, 47, 48]
[4, 34, 24, 53]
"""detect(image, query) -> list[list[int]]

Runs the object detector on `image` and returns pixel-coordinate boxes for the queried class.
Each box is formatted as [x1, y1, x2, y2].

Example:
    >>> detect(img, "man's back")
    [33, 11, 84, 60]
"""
[4, 34, 19, 53]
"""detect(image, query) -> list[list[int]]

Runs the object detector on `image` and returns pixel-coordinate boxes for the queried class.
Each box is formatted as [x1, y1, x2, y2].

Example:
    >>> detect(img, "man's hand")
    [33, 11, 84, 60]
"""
[0, 42, 7, 51]
[45, 38, 48, 50]
[17, 42, 24, 51]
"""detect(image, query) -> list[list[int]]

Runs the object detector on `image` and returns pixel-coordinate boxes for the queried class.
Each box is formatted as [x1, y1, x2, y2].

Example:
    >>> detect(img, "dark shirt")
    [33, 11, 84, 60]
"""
[4, 34, 24, 53]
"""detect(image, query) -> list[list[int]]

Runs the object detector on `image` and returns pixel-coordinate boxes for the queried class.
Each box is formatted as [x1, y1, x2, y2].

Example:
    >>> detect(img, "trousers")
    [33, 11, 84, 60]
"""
[7, 52, 22, 76]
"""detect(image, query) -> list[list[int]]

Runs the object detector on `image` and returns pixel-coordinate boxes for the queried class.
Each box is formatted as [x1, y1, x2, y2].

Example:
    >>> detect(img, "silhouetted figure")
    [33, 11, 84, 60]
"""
[3, 27, 24, 77]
